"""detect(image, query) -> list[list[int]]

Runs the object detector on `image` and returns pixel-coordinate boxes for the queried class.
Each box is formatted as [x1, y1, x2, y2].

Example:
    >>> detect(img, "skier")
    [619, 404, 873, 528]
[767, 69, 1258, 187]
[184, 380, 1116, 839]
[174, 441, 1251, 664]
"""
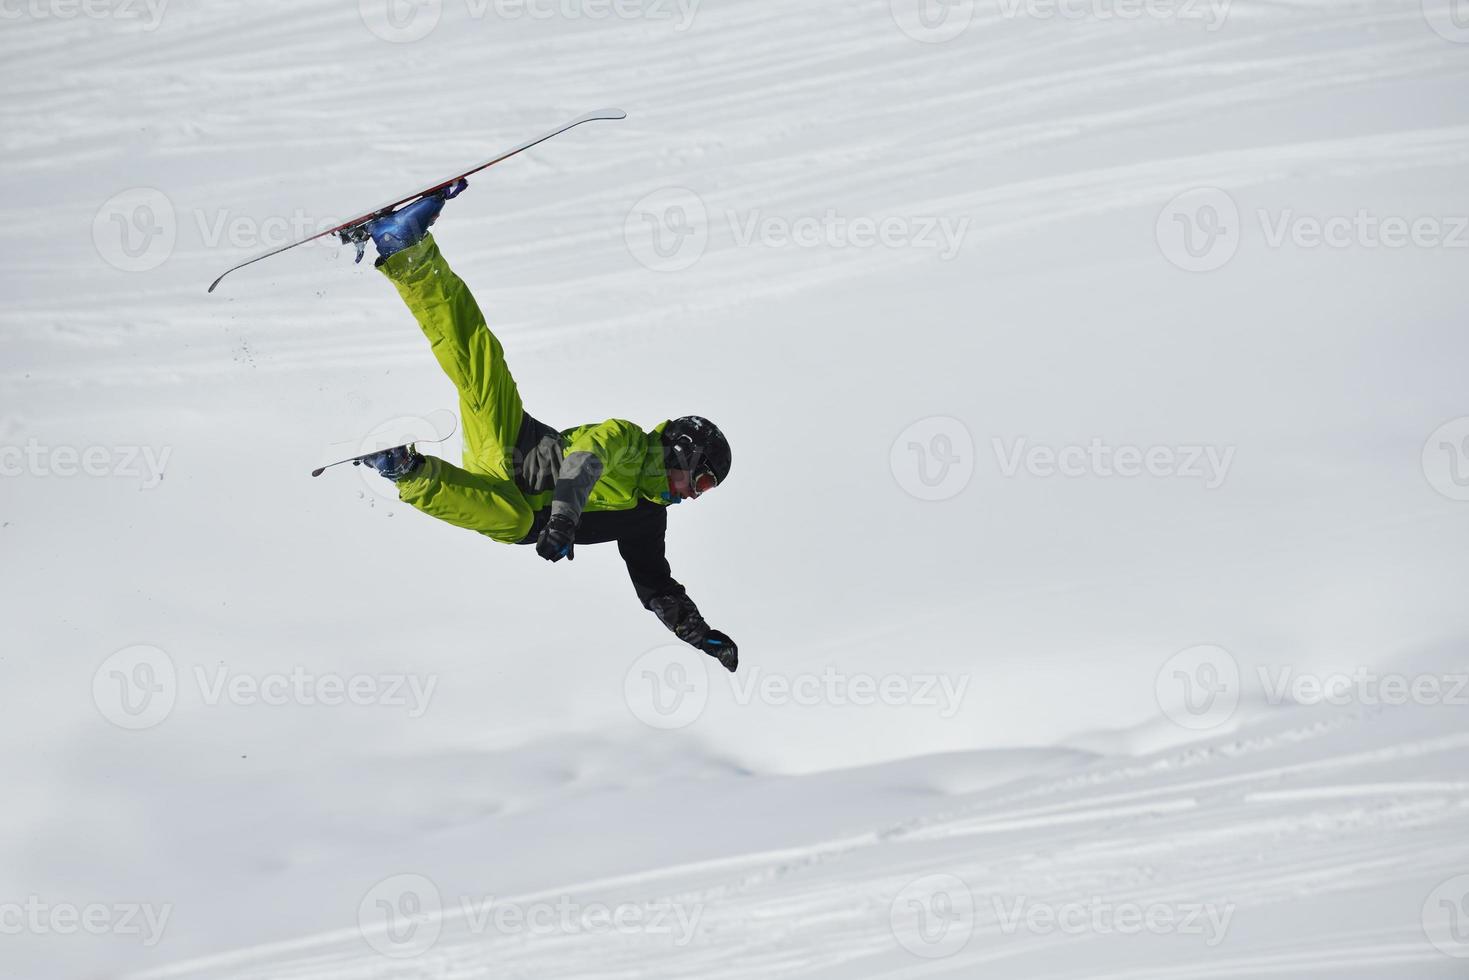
[355, 180, 739, 673]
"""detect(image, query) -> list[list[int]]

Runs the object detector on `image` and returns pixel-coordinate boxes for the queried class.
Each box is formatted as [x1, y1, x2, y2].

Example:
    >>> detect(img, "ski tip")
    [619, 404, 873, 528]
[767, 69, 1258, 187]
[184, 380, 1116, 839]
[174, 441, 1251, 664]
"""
[310, 467, 326, 478]
[587, 108, 628, 121]
[207, 273, 225, 293]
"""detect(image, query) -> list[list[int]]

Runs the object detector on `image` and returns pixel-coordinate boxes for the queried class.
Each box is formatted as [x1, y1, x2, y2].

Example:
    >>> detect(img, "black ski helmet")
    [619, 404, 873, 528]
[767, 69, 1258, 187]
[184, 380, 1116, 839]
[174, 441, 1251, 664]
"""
[662, 416, 732, 487]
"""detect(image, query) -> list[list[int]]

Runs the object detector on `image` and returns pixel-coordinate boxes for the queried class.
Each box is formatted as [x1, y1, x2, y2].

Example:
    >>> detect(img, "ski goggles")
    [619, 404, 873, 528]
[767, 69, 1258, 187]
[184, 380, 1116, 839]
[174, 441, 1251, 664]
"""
[690, 467, 720, 498]
[669, 433, 720, 497]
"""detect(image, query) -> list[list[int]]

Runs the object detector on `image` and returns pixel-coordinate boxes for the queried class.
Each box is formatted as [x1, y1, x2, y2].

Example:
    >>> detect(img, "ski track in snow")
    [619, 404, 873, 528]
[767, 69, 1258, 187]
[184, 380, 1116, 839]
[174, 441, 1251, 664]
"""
[5, 0, 1468, 386]
[129, 706, 1469, 979]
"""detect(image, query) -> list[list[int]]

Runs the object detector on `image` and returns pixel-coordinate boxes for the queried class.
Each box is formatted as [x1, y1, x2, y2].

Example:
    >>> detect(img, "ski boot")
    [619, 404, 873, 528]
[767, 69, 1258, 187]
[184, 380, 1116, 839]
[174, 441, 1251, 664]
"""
[340, 178, 468, 264]
[356, 444, 424, 482]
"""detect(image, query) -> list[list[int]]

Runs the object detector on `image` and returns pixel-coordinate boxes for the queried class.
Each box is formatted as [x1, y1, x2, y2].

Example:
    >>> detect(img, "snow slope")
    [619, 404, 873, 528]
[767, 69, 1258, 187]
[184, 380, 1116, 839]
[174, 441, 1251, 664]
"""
[131, 704, 1469, 980]
[2, 0, 1468, 977]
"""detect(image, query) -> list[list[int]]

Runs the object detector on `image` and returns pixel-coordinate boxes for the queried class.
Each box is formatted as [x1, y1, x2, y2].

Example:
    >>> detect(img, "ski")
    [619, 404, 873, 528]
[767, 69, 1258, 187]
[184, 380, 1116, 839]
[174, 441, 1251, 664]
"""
[209, 108, 627, 293]
[312, 410, 459, 478]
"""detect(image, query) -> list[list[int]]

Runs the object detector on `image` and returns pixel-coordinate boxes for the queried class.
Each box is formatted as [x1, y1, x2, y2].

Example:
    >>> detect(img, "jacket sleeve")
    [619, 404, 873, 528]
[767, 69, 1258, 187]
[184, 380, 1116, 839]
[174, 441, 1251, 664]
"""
[615, 503, 710, 645]
[551, 451, 603, 525]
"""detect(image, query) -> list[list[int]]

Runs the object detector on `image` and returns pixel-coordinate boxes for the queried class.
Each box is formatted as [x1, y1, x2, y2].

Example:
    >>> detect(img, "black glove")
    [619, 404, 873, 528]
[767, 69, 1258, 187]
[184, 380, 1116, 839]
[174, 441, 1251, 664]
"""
[535, 513, 577, 562]
[674, 616, 738, 673]
[698, 629, 739, 673]
[648, 592, 739, 673]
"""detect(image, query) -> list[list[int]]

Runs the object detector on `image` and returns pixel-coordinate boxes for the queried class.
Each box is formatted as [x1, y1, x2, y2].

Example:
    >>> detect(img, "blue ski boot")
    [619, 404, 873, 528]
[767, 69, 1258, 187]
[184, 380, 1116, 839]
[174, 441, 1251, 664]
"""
[356, 444, 424, 482]
[344, 178, 468, 264]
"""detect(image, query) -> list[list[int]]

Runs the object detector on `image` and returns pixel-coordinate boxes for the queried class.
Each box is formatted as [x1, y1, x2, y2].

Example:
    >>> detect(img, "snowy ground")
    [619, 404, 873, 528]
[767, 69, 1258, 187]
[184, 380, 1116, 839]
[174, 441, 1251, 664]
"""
[3, 0, 1469, 977]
